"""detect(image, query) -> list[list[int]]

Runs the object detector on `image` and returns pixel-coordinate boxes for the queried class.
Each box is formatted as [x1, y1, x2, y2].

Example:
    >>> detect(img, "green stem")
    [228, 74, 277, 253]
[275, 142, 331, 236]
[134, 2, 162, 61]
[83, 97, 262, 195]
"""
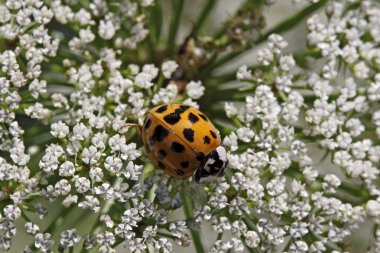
[210, 0, 329, 70]
[213, 0, 253, 39]
[180, 183, 205, 253]
[153, 73, 165, 93]
[157, 231, 177, 240]
[21, 210, 32, 223]
[232, 116, 243, 128]
[44, 207, 70, 234]
[193, 0, 218, 34]
[149, 1, 163, 43]
[147, 87, 154, 98]
[167, 0, 185, 55]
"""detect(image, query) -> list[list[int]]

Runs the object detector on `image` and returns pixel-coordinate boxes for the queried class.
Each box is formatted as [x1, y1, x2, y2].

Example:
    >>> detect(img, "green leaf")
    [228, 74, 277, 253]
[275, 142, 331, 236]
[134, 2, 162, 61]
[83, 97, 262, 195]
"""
[167, 0, 185, 55]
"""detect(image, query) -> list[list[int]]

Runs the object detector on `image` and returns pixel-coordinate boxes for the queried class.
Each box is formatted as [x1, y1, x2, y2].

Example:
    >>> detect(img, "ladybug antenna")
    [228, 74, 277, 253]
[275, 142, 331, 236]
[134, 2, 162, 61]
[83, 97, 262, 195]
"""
[120, 123, 142, 139]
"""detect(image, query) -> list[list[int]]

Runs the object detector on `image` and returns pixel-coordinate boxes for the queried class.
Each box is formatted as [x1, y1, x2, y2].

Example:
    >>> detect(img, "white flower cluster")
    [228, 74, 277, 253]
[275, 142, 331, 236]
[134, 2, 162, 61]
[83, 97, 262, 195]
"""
[0, 1, 212, 251]
[1, 0, 380, 252]
[0, 0, 61, 250]
[30, 58, 206, 251]
[305, 2, 380, 191]
[49, 0, 150, 51]
[213, 27, 374, 251]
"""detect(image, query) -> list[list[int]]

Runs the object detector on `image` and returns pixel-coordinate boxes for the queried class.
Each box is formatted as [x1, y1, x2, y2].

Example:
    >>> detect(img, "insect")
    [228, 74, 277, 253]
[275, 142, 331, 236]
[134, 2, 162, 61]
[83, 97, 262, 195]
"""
[127, 104, 228, 183]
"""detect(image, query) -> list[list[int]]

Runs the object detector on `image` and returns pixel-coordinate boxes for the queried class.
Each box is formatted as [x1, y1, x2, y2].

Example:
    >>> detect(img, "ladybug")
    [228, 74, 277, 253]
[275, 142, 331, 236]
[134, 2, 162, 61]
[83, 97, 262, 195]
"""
[135, 104, 228, 183]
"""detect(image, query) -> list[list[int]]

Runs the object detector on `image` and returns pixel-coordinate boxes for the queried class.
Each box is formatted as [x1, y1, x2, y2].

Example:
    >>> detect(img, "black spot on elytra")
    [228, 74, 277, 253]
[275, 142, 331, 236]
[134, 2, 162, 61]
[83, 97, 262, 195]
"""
[163, 105, 190, 125]
[179, 105, 190, 110]
[156, 105, 168, 113]
[203, 136, 211, 144]
[171, 142, 185, 153]
[188, 112, 199, 123]
[144, 118, 152, 130]
[180, 161, 189, 168]
[158, 149, 167, 159]
[149, 125, 168, 145]
[175, 169, 185, 176]
[196, 152, 205, 161]
[199, 114, 208, 121]
[163, 113, 181, 125]
[183, 128, 195, 142]
[210, 130, 217, 139]
[158, 162, 165, 170]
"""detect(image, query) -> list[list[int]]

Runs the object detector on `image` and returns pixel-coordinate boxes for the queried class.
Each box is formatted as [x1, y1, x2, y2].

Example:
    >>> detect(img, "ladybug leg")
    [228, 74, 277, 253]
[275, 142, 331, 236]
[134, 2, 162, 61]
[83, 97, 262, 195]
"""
[120, 123, 142, 138]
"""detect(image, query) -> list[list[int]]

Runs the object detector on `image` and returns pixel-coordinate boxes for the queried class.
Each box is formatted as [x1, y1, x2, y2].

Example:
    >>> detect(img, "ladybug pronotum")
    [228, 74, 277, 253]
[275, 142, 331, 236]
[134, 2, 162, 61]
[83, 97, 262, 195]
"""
[139, 104, 228, 183]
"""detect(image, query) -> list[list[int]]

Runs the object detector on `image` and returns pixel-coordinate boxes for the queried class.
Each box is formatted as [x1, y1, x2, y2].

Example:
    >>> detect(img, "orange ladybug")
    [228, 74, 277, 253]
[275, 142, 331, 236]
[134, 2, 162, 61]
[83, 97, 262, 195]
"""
[136, 104, 228, 183]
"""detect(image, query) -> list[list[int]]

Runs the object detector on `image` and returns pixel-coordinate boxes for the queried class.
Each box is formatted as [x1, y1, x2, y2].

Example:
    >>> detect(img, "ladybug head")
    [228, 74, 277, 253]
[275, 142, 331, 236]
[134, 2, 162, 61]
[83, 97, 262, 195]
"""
[195, 146, 229, 183]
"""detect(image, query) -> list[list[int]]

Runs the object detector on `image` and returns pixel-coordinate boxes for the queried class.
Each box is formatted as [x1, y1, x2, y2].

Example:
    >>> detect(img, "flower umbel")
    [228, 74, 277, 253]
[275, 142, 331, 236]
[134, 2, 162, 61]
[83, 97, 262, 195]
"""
[0, 0, 379, 252]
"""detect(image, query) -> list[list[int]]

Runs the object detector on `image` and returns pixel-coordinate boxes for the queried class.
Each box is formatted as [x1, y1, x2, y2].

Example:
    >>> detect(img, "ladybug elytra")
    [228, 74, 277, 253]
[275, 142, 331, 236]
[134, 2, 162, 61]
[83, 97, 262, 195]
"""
[132, 104, 228, 183]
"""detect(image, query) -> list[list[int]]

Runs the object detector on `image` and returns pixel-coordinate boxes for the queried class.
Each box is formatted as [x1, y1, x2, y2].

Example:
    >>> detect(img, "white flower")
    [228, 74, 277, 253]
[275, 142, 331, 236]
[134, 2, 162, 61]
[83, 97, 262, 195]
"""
[24, 103, 51, 119]
[82, 146, 101, 165]
[98, 20, 115, 40]
[129, 64, 140, 75]
[223, 132, 238, 151]
[79, 27, 95, 43]
[59, 161, 76, 177]
[104, 156, 123, 174]
[55, 179, 71, 195]
[78, 195, 100, 212]
[182, 98, 199, 108]
[161, 61, 178, 78]
[3, 205, 21, 221]
[72, 123, 91, 141]
[152, 83, 178, 105]
[52, 3, 74, 24]
[225, 102, 238, 118]
[51, 121, 69, 138]
[124, 23, 149, 49]
[62, 195, 78, 207]
[366, 200, 380, 217]
[0, 6, 12, 23]
[257, 48, 273, 66]
[51, 93, 69, 109]
[141, 0, 155, 6]
[135, 72, 153, 88]
[345, 118, 365, 137]
[89, 167, 104, 182]
[25, 222, 40, 235]
[142, 64, 159, 79]
[268, 33, 288, 54]
[34, 233, 54, 252]
[289, 240, 308, 252]
[108, 134, 126, 152]
[322, 174, 341, 193]
[33, 6, 54, 25]
[244, 231, 260, 248]
[236, 127, 255, 142]
[279, 55, 295, 72]
[29, 79, 47, 98]
[236, 65, 253, 80]
[353, 61, 369, 79]
[368, 75, 380, 101]
[75, 9, 92, 26]
[186, 81, 204, 99]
